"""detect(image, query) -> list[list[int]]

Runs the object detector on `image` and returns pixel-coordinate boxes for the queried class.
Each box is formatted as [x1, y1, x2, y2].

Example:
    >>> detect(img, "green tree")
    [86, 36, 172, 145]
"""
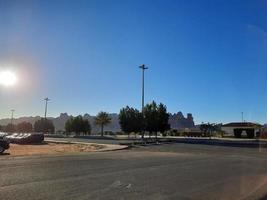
[157, 103, 170, 136]
[119, 106, 143, 138]
[143, 101, 158, 138]
[82, 119, 91, 135]
[65, 117, 73, 133]
[65, 116, 91, 135]
[34, 118, 55, 133]
[143, 101, 170, 139]
[200, 123, 215, 138]
[5, 123, 16, 133]
[94, 112, 111, 137]
[16, 121, 33, 133]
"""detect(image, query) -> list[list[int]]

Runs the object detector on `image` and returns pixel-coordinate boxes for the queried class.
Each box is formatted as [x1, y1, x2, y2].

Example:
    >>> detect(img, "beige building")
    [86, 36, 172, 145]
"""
[221, 122, 262, 138]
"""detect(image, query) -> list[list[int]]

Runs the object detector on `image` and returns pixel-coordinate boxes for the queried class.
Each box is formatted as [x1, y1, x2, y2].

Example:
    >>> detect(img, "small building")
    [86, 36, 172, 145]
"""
[221, 122, 262, 138]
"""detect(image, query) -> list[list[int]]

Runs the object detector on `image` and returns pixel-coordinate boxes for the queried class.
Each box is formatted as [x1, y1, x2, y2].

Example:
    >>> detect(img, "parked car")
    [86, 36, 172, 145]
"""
[6, 133, 44, 144]
[0, 132, 8, 138]
[0, 136, 10, 154]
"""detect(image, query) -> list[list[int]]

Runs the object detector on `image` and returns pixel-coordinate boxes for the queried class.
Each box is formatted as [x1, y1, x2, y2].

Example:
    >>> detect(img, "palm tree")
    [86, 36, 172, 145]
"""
[95, 111, 111, 137]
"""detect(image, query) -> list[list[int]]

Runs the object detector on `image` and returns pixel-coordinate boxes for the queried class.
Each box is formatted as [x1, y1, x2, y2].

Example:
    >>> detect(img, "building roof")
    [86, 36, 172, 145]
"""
[222, 122, 262, 128]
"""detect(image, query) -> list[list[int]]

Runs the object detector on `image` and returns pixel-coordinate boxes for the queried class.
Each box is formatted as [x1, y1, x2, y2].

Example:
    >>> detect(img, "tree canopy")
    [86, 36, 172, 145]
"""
[119, 106, 143, 135]
[16, 121, 33, 133]
[65, 115, 91, 135]
[200, 123, 220, 137]
[4, 123, 16, 133]
[94, 111, 111, 137]
[118, 101, 170, 138]
[143, 101, 170, 138]
[157, 103, 171, 133]
[34, 118, 55, 133]
[143, 101, 159, 134]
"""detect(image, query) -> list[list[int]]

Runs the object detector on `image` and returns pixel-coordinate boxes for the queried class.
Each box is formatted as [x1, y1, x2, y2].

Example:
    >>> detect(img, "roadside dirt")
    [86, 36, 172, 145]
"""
[4, 142, 104, 156]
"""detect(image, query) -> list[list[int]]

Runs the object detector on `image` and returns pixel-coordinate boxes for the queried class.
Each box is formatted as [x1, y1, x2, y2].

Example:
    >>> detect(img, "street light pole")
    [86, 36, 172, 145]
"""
[10, 109, 15, 125]
[139, 64, 148, 140]
[44, 98, 50, 119]
[241, 112, 244, 122]
[139, 64, 148, 113]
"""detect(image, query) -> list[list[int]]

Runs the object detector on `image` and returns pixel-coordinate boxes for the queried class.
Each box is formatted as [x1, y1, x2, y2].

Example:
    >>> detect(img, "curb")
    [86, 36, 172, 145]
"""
[171, 138, 267, 148]
[119, 138, 267, 148]
[45, 139, 129, 152]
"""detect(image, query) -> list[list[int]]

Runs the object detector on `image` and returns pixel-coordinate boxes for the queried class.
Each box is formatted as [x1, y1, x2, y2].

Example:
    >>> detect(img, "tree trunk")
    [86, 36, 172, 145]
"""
[101, 124, 104, 137]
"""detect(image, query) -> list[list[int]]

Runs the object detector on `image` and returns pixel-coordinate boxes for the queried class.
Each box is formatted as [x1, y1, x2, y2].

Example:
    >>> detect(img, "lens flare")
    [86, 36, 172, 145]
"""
[0, 71, 17, 86]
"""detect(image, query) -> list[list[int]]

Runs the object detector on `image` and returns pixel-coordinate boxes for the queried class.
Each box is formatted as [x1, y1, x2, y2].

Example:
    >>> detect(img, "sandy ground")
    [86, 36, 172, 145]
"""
[5, 142, 104, 156]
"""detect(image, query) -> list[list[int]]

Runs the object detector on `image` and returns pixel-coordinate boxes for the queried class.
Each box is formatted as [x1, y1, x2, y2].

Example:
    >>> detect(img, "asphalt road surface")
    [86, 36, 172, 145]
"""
[1, 143, 267, 200]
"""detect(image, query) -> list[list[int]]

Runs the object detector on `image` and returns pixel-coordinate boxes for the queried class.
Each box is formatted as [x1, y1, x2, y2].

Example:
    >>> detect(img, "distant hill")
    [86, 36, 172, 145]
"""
[0, 112, 195, 133]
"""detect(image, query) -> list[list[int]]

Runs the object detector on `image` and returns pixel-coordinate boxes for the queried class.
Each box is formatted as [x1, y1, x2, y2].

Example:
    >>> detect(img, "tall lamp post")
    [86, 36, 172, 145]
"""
[44, 97, 50, 119]
[139, 64, 148, 113]
[139, 64, 148, 139]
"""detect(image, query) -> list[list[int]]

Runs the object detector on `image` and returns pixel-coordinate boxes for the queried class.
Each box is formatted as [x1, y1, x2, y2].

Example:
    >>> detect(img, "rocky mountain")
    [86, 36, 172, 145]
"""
[0, 112, 195, 133]
[169, 112, 195, 129]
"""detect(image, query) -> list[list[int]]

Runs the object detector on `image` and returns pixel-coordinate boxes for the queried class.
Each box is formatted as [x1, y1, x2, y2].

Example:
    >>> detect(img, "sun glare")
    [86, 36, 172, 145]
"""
[0, 70, 17, 86]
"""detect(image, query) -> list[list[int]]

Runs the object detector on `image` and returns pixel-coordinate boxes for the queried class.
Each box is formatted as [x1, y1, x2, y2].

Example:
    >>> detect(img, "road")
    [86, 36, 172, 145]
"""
[1, 143, 267, 200]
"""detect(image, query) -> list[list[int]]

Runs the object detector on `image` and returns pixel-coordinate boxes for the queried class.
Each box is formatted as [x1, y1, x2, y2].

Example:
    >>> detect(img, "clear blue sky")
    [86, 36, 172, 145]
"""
[0, 0, 267, 124]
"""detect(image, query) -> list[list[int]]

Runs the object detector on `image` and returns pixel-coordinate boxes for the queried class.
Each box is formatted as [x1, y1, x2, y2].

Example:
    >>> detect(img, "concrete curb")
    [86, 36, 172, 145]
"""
[170, 138, 267, 148]
[119, 137, 267, 148]
[45, 139, 129, 152]
[46, 137, 267, 149]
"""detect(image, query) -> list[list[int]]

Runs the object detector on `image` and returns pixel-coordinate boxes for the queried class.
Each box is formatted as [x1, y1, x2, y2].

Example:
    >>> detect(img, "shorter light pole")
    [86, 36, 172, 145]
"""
[241, 112, 244, 122]
[44, 98, 50, 119]
[10, 109, 15, 125]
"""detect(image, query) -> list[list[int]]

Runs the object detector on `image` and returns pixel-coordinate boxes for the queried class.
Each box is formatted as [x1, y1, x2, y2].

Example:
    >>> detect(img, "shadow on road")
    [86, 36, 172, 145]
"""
[0, 152, 10, 156]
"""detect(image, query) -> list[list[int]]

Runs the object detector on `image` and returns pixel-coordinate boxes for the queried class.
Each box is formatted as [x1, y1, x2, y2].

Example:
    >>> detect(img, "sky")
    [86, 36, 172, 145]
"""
[0, 0, 267, 124]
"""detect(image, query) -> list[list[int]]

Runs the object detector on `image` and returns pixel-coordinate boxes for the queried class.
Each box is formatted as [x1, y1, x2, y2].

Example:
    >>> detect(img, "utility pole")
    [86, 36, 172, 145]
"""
[10, 109, 15, 125]
[44, 98, 50, 119]
[139, 64, 148, 140]
[139, 64, 148, 113]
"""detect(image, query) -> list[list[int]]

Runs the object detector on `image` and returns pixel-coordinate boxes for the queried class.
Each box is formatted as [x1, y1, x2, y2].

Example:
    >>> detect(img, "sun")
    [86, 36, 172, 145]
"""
[0, 70, 17, 86]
